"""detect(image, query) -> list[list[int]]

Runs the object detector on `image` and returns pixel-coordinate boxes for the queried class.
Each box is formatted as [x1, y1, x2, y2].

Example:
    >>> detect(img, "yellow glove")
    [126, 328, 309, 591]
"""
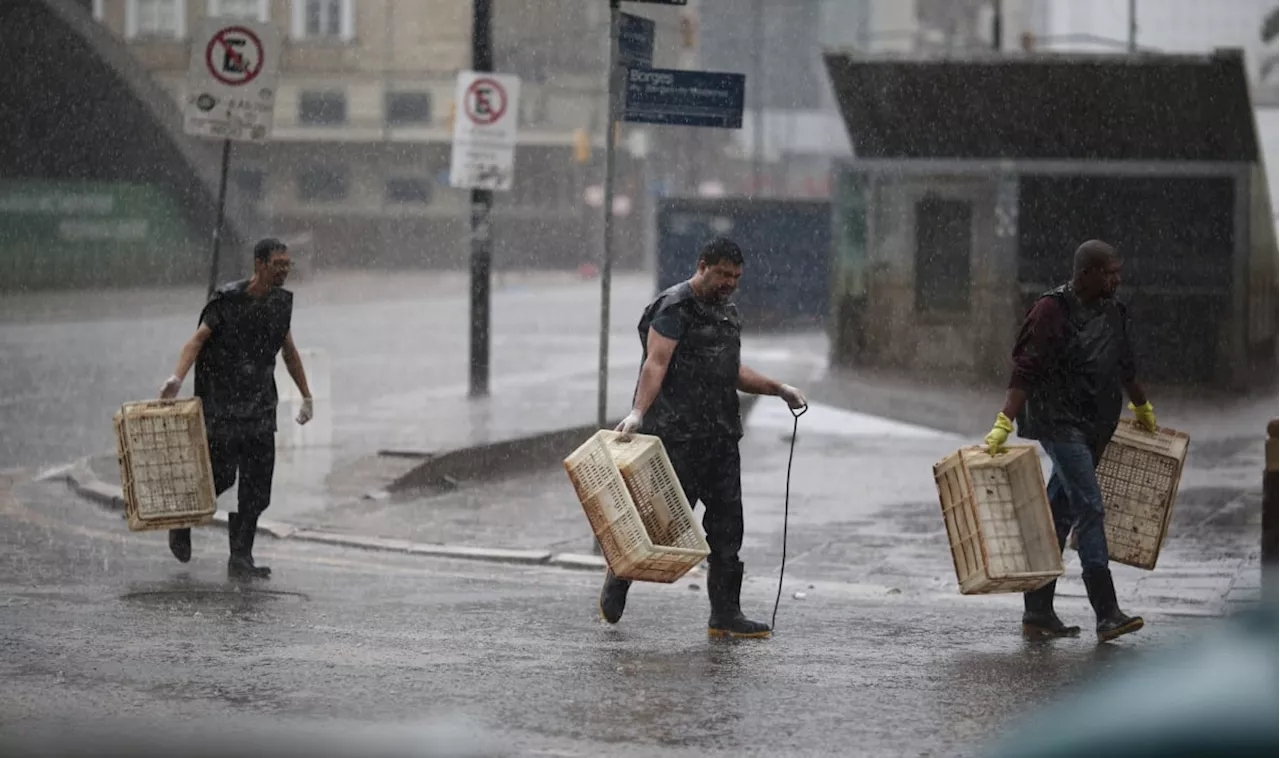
[985, 412, 1015, 455]
[1130, 401, 1157, 432]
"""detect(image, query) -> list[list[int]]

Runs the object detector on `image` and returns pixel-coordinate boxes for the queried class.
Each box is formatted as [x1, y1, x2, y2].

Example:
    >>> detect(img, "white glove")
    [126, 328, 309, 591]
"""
[615, 409, 643, 439]
[159, 375, 183, 400]
[779, 384, 807, 410]
[296, 397, 314, 426]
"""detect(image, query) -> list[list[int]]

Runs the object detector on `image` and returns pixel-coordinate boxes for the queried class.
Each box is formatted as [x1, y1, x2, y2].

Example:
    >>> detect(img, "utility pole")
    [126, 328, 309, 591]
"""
[469, 0, 494, 398]
[991, 0, 1003, 51]
[597, 0, 622, 430]
[751, 0, 764, 196]
[1127, 0, 1138, 53]
[206, 139, 231, 300]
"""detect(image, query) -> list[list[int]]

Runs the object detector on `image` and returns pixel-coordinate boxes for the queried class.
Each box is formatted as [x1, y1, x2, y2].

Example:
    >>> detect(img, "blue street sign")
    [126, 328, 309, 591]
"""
[618, 13, 655, 69]
[622, 68, 745, 129]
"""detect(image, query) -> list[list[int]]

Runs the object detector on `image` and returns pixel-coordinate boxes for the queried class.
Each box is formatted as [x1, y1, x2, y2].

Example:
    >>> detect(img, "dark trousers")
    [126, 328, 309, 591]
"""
[208, 428, 275, 518]
[665, 437, 744, 568]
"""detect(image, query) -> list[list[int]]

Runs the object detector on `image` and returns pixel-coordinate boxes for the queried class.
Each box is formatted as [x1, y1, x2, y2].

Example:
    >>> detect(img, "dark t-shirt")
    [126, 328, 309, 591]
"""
[194, 279, 293, 433]
[636, 281, 742, 442]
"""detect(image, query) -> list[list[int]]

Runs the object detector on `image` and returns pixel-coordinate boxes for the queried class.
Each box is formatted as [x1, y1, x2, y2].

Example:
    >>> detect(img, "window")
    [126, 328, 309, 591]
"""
[385, 178, 432, 205]
[298, 166, 348, 202]
[385, 92, 432, 126]
[914, 194, 972, 313]
[298, 91, 347, 125]
[291, 0, 355, 41]
[207, 0, 269, 22]
[125, 0, 185, 39]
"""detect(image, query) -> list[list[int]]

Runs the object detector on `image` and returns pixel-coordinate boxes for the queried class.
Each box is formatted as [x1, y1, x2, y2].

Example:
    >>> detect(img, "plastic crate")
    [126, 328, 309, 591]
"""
[564, 430, 710, 583]
[1093, 419, 1190, 570]
[113, 398, 217, 532]
[933, 445, 1064, 594]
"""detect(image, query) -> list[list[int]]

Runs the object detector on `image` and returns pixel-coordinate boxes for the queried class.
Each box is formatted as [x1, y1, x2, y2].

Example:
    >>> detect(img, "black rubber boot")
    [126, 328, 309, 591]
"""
[598, 569, 631, 624]
[227, 512, 270, 579]
[1022, 580, 1080, 638]
[168, 528, 191, 563]
[707, 560, 771, 639]
[1083, 567, 1143, 642]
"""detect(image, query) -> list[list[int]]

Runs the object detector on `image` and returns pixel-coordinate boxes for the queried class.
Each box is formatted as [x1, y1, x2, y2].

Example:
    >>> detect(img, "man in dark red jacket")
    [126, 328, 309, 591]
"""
[985, 240, 1156, 643]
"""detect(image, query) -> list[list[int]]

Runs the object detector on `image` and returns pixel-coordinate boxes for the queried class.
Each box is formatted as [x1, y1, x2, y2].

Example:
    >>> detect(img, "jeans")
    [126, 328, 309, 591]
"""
[1040, 431, 1110, 572]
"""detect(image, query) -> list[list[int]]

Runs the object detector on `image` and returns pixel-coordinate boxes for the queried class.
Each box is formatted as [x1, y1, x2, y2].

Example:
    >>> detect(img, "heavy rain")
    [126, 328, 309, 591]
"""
[1, 0, 1277, 756]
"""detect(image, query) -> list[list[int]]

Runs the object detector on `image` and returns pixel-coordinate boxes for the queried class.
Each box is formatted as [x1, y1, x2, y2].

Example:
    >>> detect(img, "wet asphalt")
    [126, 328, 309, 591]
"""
[1, 472, 1231, 757]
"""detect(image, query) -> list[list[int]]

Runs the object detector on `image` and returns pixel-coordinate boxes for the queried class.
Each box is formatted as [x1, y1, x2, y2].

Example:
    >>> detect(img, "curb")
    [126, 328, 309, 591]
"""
[60, 456, 606, 573]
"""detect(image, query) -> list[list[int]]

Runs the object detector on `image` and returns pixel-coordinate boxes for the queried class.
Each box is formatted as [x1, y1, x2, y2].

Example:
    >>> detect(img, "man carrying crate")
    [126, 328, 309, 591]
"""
[604, 237, 808, 639]
[985, 240, 1156, 643]
[158, 238, 314, 579]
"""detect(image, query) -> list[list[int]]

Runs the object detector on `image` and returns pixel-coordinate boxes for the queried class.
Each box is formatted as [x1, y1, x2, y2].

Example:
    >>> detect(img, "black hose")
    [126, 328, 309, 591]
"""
[771, 403, 806, 631]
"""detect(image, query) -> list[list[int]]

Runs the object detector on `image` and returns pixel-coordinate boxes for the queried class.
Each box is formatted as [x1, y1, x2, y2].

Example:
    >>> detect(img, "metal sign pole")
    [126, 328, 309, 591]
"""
[206, 137, 231, 300]
[469, 0, 495, 398]
[598, 0, 622, 430]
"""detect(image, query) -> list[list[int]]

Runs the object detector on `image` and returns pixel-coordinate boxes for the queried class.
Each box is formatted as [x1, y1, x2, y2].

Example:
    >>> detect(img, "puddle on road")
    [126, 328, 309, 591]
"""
[120, 588, 310, 607]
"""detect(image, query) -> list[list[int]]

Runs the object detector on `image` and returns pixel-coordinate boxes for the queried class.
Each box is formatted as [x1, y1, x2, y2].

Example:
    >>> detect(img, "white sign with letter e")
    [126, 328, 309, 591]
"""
[184, 18, 281, 143]
[449, 71, 521, 192]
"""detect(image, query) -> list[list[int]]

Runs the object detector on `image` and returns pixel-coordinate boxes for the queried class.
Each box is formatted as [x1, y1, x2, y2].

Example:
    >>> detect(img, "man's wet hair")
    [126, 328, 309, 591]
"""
[254, 237, 287, 263]
[1073, 239, 1117, 276]
[698, 237, 744, 267]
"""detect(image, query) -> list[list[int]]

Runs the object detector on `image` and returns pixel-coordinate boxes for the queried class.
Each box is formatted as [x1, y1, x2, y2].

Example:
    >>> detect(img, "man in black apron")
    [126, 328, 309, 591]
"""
[159, 238, 314, 579]
[602, 237, 808, 639]
[985, 240, 1156, 642]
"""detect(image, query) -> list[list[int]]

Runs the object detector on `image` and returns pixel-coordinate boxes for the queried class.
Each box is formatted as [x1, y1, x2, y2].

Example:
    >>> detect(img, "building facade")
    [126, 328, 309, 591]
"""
[88, 0, 671, 271]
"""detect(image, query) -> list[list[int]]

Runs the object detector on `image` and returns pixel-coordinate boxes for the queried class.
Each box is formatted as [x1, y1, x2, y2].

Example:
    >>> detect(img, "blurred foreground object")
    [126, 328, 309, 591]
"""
[979, 602, 1279, 758]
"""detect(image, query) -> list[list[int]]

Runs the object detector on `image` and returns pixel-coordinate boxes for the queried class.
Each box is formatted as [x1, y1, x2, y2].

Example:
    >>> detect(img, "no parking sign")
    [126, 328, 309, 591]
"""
[183, 18, 281, 143]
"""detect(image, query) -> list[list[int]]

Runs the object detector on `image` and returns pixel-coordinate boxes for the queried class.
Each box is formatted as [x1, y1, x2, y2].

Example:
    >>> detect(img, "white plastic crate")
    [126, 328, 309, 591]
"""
[563, 430, 710, 583]
[933, 445, 1064, 594]
[113, 398, 217, 532]
[1093, 419, 1191, 570]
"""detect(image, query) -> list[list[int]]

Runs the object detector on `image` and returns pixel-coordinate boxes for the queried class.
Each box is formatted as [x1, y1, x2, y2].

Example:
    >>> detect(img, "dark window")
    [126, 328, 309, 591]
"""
[298, 166, 348, 201]
[385, 92, 432, 125]
[298, 91, 346, 125]
[233, 169, 265, 202]
[385, 178, 431, 204]
[914, 195, 971, 313]
[305, 0, 343, 37]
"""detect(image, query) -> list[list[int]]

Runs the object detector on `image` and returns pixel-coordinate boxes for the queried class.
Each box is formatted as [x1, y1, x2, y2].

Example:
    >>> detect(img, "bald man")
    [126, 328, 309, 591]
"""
[984, 240, 1155, 643]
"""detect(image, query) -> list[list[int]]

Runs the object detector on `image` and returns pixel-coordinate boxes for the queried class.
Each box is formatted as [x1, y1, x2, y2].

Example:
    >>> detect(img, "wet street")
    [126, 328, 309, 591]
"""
[0, 472, 1232, 757]
[0, 273, 1272, 756]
